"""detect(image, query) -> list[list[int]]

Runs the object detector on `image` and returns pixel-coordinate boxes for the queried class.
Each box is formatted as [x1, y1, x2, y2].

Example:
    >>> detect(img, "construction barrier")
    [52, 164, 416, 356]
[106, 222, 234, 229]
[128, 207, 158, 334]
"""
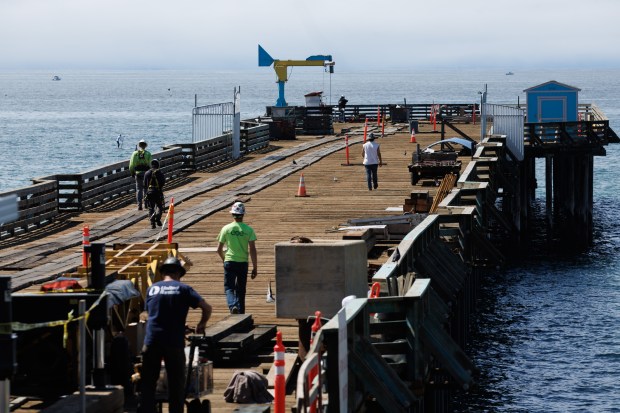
[472, 103, 476, 125]
[308, 311, 323, 413]
[345, 135, 350, 165]
[274, 331, 286, 413]
[167, 198, 175, 244]
[296, 174, 309, 197]
[369, 282, 380, 299]
[363, 118, 368, 143]
[381, 115, 385, 137]
[432, 104, 439, 132]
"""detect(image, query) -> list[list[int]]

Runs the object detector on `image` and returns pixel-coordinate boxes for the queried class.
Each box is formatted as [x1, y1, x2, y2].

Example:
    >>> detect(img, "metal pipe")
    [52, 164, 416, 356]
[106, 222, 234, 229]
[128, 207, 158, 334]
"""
[79, 299, 86, 413]
[92, 328, 106, 388]
[96, 330, 105, 370]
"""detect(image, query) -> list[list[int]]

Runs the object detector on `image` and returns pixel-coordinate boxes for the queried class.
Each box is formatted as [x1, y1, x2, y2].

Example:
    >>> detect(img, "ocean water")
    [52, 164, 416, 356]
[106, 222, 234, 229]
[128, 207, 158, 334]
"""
[2, 69, 620, 411]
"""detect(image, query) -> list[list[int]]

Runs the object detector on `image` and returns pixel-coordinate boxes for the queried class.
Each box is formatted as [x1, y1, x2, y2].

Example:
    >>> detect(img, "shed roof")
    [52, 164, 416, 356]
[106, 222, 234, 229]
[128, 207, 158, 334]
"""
[524, 80, 581, 93]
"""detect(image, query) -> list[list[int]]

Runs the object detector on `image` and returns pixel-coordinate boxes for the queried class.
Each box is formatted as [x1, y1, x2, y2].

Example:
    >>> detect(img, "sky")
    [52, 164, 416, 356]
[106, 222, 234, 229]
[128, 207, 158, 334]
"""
[1, 0, 619, 71]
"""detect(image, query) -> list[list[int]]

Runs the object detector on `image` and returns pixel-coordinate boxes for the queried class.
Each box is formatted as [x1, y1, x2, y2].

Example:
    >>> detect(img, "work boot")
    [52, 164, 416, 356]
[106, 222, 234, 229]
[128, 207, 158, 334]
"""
[151, 221, 156, 229]
[156, 219, 162, 227]
[138, 203, 143, 211]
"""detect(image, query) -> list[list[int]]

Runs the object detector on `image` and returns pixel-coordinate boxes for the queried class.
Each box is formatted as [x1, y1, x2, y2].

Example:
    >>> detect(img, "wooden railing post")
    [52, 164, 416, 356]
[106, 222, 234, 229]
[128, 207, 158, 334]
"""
[405, 279, 430, 387]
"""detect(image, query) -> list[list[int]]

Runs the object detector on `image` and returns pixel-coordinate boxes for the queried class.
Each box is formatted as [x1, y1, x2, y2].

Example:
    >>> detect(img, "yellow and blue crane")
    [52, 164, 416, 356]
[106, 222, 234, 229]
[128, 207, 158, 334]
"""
[258, 45, 334, 107]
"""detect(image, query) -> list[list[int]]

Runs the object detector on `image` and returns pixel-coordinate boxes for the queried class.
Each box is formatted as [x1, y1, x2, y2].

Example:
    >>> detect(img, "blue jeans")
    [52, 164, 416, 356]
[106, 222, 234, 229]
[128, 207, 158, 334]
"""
[139, 344, 186, 413]
[135, 173, 145, 206]
[365, 164, 379, 190]
[224, 261, 248, 313]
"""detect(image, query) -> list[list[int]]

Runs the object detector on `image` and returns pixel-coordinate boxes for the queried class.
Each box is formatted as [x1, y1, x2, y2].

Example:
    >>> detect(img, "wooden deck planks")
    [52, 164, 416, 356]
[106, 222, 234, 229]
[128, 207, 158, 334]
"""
[6, 122, 482, 412]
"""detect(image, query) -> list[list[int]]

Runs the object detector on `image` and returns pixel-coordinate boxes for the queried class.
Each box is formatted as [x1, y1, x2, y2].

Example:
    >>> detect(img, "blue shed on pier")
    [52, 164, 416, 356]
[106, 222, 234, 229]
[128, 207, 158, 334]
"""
[524, 81, 580, 123]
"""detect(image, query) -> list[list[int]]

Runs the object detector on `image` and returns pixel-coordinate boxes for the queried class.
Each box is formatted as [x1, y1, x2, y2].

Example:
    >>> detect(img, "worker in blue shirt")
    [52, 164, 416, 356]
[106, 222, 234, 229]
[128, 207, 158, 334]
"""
[139, 257, 212, 413]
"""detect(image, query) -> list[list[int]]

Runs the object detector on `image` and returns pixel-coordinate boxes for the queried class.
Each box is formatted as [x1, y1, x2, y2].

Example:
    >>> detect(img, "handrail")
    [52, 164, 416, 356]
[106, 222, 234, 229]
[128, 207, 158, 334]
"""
[332, 103, 479, 123]
[297, 130, 611, 411]
[0, 180, 58, 238]
[297, 279, 475, 412]
[297, 135, 511, 411]
[524, 119, 616, 146]
[0, 121, 270, 238]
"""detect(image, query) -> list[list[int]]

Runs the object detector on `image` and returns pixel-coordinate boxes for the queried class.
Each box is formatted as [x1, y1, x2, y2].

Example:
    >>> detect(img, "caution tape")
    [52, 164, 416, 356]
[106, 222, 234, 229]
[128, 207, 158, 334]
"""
[0, 291, 108, 347]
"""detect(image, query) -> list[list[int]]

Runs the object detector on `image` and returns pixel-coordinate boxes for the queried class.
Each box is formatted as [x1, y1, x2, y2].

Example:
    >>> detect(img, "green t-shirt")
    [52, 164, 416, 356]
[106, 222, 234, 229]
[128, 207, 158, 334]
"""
[217, 221, 257, 262]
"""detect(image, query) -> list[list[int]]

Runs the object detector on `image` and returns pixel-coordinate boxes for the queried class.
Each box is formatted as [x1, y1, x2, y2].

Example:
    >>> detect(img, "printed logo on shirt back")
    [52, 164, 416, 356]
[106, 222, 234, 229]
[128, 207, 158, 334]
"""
[149, 285, 181, 296]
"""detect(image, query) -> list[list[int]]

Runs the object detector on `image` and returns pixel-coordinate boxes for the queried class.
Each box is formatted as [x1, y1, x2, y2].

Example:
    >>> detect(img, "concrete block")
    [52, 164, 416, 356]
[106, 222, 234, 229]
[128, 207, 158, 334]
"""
[275, 239, 368, 319]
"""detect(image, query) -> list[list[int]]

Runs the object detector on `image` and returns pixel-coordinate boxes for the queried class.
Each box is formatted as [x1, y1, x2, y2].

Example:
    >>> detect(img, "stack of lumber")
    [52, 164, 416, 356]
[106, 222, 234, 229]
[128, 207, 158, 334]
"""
[430, 173, 458, 213]
[404, 190, 433, 213]
[342, 227, 377, 252]
[190, 314, 276, 366]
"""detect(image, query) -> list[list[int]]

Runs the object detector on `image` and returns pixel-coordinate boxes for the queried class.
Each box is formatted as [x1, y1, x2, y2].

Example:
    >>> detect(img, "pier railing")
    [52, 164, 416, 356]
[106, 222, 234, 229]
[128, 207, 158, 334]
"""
[32, 147, 186, 212]
[524, 119, 620, 149]
[0, 181, 58, 238]
[0, 121, 269, 238]
[334, 103, 479, 123]
[296, 279, 475, 413]
[297, 135, 517, 411]
[240, 120, 270, 153]
[164, 134, 232, 170]
[334, 102, 609, 125]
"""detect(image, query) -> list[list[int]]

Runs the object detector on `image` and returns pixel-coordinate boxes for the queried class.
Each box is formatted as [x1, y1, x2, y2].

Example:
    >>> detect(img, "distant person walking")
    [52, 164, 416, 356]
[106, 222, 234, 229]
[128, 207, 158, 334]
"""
[216, 201, 258, 314]
[129, 139, 152, 210]
[116, 134, 124, 149]
[362, 133, 382, 191]
[338, 95, 348, 122]
[143, 159, 165, 229]
[139, 257, 212, 413]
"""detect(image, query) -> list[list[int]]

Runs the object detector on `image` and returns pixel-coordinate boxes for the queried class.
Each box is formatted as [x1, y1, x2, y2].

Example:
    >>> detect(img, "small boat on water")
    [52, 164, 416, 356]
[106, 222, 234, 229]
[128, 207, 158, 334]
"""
[52, 75, 61, 81]
[505, 71, 514, 76]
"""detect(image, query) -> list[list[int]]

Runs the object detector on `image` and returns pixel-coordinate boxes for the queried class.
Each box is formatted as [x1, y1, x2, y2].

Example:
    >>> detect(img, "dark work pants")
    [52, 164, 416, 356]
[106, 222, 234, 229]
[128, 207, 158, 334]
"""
[146, 191, 164, 224]
[139, 344, 186, 413]
[365, 164, 379, 190]
[224, 261, 249, 313]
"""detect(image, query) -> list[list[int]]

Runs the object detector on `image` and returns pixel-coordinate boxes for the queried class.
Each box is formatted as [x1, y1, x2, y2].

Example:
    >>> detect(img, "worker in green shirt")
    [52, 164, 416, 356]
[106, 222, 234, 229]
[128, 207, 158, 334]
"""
[217, 201, 258, 314]
[128, 139, 152, 210]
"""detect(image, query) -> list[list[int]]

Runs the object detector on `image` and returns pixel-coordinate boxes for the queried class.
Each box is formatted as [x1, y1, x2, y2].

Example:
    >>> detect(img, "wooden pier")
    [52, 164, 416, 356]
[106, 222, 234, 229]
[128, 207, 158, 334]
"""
[1, 120, 434, 411]
[1, 103, 617, 412]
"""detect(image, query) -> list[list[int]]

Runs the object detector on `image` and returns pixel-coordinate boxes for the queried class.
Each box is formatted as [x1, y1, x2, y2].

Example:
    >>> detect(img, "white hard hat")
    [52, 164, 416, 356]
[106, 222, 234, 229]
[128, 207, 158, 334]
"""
[138, 139, 147, 146]
[230, 201, 245, 215]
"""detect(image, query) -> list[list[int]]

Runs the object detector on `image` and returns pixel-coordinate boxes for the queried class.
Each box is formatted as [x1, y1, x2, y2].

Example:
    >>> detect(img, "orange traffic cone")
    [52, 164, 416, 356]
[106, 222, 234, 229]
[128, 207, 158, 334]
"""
[295, 173, 309, 197]
[410, 129, 417, 143]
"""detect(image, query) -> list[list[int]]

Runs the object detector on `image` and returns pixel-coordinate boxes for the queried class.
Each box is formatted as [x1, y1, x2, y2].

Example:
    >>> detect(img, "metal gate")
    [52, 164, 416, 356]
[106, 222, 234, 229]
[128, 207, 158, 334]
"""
[192, 101, 234, 144]
[483, 103, 526, 161]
